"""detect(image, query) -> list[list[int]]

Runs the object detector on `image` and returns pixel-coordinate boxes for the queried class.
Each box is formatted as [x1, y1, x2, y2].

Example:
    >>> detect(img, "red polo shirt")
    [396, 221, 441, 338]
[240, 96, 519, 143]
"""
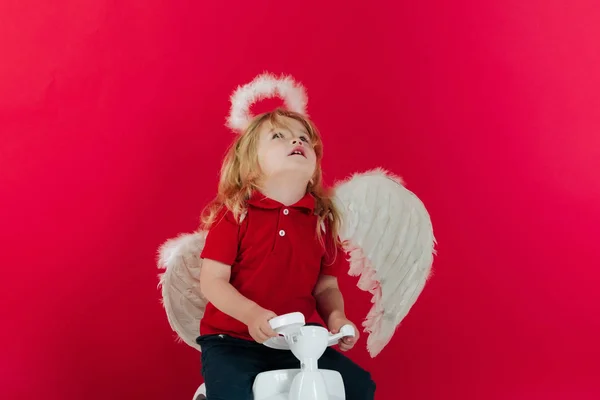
[199, 191, 348, 341]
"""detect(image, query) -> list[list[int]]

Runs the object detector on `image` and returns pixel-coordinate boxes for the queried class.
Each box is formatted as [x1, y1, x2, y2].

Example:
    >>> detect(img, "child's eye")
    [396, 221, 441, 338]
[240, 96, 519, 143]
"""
[300, 136, 309, 142]
[272, 132, 283, 139]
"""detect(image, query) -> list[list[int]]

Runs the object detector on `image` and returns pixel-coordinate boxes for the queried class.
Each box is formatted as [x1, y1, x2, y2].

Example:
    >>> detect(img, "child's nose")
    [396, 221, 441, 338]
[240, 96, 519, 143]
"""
[291, 138, 303, 145]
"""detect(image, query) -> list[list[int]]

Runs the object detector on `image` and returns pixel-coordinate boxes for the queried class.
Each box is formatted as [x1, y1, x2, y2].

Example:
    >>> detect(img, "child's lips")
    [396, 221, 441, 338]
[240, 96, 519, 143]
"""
[288, 146, 306, 157]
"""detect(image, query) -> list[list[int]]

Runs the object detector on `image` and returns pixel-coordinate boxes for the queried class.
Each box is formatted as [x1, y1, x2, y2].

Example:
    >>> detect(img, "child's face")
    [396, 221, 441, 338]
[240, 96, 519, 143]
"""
[255, 116, 317, 185]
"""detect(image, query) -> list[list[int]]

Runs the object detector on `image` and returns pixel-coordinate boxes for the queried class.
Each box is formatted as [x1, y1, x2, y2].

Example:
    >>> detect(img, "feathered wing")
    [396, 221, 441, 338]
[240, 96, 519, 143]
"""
[157, 231, 207, 351]
[332, 168, 436, 357]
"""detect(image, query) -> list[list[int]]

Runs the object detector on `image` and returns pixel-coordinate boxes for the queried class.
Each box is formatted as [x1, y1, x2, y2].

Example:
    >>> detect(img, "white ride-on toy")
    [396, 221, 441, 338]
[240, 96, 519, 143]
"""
[192, 312, 355, 400]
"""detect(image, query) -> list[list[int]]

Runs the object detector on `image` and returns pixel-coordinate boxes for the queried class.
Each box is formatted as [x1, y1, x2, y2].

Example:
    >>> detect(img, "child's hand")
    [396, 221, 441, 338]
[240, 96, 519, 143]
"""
[328, 315, 360, 352]
[247, 306, 279, 343]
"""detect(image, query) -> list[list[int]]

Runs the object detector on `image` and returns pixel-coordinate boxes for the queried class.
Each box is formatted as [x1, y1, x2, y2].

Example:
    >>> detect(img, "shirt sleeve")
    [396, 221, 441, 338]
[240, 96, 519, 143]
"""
[200, 208, 240, 266]
[320, 220, 350, 277]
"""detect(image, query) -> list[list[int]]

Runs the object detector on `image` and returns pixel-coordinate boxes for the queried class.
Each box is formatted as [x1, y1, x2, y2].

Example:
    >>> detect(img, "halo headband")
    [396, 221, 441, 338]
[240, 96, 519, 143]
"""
[226, 72, 308, 133]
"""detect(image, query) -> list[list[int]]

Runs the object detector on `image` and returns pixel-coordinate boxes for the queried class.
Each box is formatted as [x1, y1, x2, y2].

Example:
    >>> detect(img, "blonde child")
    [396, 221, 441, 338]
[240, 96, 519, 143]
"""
[196, 107, 376, 399]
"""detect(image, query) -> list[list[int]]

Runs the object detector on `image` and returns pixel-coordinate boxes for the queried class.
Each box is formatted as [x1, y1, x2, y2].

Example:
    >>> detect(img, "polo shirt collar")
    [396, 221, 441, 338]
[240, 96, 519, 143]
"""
[247, 190, 315, 213]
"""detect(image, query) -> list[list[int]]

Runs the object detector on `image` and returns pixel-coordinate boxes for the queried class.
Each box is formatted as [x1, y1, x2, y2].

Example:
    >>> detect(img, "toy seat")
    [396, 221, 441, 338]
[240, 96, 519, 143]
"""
[253, 368, 345, 400]
[193, 369, 345, 400]
[191, 312, 354, 400]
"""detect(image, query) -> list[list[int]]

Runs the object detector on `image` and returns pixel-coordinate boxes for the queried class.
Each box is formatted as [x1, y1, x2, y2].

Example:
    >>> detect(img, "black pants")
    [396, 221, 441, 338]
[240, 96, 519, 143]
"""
[197, 333, 376, 400]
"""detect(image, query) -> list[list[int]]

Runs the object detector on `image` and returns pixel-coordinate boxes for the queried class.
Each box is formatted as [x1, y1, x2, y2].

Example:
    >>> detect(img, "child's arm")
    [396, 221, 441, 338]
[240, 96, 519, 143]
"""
[313, 274, 347, 325]
[200, 258, 278, 342]
[313, 274, 359, 351]
[314, 221, 360, 351]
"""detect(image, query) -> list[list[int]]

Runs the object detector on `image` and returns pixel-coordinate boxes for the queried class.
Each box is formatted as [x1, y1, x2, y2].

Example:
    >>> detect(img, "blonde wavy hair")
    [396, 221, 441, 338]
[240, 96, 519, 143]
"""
[200, 108, 341, 248]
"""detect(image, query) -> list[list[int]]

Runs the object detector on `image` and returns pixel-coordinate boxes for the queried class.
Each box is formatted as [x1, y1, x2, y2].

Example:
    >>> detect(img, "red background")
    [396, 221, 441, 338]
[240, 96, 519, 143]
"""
[2, 1, 599, 399]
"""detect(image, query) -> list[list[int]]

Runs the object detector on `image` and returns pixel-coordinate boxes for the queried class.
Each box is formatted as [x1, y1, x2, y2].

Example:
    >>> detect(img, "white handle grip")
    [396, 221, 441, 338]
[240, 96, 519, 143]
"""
[268, 312, 305, 335]
[327, 324, 355, 347]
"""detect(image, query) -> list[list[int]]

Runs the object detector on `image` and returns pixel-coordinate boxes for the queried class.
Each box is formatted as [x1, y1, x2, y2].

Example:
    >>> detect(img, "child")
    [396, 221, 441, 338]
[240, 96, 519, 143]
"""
[196, 106, 376, 399]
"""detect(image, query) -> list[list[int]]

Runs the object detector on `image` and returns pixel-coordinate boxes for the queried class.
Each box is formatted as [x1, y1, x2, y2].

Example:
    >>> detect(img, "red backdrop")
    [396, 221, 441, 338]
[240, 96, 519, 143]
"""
[2, 1, 599, 399]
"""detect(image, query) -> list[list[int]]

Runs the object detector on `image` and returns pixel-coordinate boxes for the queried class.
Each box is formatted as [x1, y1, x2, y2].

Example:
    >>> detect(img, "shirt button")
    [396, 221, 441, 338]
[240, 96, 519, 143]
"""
[279, 229, 285, 237]
[283, 208, 289, 215]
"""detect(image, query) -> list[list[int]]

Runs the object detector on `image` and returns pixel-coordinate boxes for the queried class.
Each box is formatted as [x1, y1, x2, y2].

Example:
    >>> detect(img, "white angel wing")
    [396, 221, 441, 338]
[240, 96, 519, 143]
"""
[157, 231, 207, 351]
[333, 168, 436, 357]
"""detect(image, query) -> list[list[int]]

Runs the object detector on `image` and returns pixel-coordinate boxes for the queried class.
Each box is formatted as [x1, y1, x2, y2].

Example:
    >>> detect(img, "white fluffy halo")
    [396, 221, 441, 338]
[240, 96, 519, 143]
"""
[226, 72, 308, 133]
